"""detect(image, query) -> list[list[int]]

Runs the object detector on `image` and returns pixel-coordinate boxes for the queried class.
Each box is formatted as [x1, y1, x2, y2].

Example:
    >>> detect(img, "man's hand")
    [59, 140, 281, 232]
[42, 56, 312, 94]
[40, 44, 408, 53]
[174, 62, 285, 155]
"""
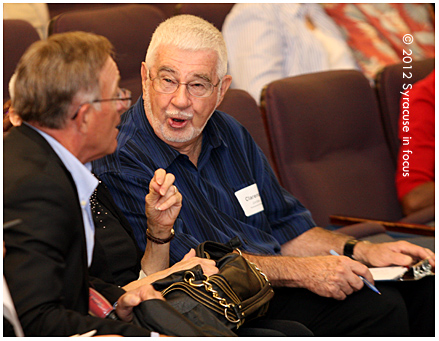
[145, 169, 182, 238]
[116, 284, 164, 322]
[166, 249, 219, 277]
[354, 240, 435, 270]
[123, 249, 219, 292]
[244, 252, 372, 301]
[293, 256, 371, 300]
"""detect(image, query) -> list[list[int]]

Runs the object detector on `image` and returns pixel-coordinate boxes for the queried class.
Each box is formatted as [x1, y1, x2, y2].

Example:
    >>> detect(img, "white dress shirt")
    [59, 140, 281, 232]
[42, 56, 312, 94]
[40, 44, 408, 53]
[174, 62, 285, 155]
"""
[222, 3, 358, 104]
[3, 277, 24, 336]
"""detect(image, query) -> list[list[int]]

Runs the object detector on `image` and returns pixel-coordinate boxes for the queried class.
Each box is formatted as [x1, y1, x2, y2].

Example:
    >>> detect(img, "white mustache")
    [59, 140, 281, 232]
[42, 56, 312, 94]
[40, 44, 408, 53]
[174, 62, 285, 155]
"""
[166, 111, 193, 120]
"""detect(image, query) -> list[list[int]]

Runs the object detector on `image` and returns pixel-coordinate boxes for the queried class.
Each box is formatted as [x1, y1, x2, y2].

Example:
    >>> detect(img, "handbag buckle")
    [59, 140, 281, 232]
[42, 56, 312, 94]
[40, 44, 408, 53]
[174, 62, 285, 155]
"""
[184, 271, 209, 287]
[224, 306, 241, 324]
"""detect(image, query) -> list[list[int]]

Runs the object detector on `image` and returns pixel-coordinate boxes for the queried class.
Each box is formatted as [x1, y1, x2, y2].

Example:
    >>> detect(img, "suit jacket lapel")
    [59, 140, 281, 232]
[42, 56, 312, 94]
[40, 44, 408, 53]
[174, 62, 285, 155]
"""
[15, 124, 91, 290]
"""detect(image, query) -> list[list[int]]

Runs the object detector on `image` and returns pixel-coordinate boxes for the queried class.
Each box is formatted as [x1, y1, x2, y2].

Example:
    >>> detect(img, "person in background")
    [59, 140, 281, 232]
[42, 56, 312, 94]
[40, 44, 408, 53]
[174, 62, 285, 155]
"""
[222, 3, 358, 104]
[322, 3, 435, 81]
[3, 3, 50, 39]
[395, 70, 435, 217]
[93, 15, 435, 336]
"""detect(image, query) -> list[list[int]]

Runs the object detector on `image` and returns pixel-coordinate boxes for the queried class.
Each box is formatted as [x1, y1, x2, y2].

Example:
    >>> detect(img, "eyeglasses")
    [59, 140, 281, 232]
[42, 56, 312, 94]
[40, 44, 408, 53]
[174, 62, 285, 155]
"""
[149, 74, 220, 98]
[71, 88, 132, 120]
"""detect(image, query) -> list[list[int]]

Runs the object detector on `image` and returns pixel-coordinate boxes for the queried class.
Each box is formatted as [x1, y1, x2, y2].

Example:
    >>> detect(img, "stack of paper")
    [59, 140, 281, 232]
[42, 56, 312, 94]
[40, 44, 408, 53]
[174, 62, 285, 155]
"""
[369, 267, 408, 281]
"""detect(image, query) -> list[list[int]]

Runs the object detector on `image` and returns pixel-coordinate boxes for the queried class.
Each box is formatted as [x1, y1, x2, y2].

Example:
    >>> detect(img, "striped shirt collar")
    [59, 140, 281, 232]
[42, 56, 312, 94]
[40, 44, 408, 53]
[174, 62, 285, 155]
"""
[128, 96, 226, 169]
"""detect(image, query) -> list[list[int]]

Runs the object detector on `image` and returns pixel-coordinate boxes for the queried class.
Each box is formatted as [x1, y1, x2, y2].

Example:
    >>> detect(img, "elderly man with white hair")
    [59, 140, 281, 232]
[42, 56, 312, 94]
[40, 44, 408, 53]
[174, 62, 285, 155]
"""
[94, 15, 435, 336]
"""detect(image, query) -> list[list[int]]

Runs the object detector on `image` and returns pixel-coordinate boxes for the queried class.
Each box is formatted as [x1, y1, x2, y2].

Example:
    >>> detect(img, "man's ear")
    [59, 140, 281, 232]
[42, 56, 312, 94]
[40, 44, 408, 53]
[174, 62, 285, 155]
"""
[216, 75, 233, 107]
[73, 103, 92, 133]
[141, 62, 148, 88]
[8, 107, 22, 127]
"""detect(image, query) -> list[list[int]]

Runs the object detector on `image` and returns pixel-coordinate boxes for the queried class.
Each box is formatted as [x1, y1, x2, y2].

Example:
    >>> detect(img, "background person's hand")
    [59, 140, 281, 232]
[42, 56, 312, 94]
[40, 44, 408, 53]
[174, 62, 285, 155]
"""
[354, 240, 435, 270]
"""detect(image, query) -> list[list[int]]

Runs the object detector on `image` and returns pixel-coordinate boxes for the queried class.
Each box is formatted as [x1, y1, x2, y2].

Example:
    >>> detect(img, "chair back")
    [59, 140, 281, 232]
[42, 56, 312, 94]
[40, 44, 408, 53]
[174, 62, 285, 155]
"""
[48, 3, 177, 19]
[3, 19, 40, 103]
[176, 3, 235, 30]
[48, 3, 122, 18]
[49, 4, 166, 101]
[375, 58, 435, 162]
[262, 70, 402, 226]
[218, 89, 277, 176]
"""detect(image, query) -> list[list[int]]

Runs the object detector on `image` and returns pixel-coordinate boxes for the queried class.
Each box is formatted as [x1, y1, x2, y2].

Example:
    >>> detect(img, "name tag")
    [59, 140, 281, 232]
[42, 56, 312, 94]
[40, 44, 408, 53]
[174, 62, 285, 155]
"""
[235, 184, 264, 217]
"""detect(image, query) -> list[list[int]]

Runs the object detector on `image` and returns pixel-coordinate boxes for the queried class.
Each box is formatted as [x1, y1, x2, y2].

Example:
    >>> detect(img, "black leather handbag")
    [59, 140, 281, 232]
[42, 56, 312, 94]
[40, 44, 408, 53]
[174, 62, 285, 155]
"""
[151, 237, 274, 331]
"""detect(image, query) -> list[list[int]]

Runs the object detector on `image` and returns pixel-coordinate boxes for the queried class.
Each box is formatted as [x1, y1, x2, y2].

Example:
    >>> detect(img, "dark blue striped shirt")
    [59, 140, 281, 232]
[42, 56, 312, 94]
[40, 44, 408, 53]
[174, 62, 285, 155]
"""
[93, 97, 315, 265]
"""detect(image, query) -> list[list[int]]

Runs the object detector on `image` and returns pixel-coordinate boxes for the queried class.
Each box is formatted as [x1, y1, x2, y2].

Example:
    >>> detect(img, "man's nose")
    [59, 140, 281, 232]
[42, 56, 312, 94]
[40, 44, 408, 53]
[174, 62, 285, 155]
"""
[171, 84, 191, 109]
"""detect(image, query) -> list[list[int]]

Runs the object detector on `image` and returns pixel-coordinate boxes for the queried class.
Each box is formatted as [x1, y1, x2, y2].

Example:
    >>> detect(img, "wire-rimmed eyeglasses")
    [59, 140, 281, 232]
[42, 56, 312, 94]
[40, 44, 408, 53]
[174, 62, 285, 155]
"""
[149, 74, 220, 98]
[71, 88, 132, 120]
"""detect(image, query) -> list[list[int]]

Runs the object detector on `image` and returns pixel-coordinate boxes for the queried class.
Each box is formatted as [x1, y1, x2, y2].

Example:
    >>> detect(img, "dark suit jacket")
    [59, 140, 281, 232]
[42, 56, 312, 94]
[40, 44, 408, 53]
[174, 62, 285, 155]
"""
[90, 180, 142, 286]
[3, 124, 149, 336]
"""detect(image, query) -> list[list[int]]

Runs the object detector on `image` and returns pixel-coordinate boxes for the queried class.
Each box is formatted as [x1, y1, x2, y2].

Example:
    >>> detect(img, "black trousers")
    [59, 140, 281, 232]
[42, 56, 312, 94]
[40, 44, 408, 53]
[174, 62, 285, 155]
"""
[236, 319, 313, 336]
[262, 276, 434, 336]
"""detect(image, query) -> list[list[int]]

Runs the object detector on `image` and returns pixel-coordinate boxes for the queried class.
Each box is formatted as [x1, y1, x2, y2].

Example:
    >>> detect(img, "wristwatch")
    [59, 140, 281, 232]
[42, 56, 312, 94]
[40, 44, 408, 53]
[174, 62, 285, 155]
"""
[343, 239, 361, 259]
[146, 228, 175, 244]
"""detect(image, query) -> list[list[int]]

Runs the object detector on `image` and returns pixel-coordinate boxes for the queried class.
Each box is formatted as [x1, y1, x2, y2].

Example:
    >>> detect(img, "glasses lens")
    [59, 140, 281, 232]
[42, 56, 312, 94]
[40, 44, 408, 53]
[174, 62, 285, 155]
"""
[187, 82, 212, 97]
[118, 88, 131, 99]
[117, 88, 132, 111]
[151, 77, 215, 98]
[153, 77, 178, 94]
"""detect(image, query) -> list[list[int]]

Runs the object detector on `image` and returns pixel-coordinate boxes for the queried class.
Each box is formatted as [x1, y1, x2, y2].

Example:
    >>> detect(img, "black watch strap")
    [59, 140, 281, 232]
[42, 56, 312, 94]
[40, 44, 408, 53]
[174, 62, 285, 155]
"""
[146, 228, 175, 244]
[343, 239, 360, 259]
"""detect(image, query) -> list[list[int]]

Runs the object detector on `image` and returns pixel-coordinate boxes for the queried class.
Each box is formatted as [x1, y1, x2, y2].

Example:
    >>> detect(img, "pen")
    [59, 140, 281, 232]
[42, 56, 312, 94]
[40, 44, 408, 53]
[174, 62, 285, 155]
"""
[329, 249, 381, 295]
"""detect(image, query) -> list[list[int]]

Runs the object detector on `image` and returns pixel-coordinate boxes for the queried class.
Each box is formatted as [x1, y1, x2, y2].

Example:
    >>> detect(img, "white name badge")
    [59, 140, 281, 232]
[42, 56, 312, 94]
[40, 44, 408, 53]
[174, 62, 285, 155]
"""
[234, 184, 264, 217]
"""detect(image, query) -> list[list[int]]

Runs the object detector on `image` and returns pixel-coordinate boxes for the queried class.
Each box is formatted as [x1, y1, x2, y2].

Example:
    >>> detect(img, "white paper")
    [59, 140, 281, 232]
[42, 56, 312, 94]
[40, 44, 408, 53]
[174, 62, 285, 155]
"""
[369, 267, 408, 281]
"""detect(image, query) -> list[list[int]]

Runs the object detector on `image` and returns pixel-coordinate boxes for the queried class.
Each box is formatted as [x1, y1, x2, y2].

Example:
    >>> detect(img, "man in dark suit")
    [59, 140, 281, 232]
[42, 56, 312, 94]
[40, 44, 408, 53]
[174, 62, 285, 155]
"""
[3, 31, 178, 336]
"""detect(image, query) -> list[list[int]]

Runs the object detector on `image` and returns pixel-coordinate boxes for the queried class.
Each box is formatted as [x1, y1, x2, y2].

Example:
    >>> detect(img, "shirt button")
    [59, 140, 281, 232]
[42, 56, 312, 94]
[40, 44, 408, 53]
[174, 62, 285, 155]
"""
[80, 200, 87, 207]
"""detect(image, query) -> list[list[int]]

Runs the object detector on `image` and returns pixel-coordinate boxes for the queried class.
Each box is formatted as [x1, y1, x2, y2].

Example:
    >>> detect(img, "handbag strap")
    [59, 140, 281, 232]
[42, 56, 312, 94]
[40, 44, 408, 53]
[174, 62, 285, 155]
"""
[196, 237, 242, 260]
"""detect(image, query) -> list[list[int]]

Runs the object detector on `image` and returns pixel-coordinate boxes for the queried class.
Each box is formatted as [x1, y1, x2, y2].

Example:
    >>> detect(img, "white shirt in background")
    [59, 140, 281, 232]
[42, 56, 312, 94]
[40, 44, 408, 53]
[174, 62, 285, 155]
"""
[222, 3, 358, 104]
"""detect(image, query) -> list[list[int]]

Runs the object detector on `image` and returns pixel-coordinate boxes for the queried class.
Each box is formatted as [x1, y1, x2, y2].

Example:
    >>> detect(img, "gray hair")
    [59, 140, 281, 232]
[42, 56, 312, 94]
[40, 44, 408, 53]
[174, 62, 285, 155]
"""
[145, 14, 228, 79]
[13, 31, 114, 129]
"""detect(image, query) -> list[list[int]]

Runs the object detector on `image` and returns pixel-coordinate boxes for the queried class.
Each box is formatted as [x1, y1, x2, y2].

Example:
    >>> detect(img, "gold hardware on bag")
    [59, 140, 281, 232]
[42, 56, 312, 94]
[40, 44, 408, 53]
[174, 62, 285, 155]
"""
[250, 262, 269, 283]
[224, 307, 240, 323]
[184, 271, 209, 287]
[154, 240, 275, 330]
[236, 248, 269, 283]
[184, 269, 242, 324]
[182, 251, 271, 326]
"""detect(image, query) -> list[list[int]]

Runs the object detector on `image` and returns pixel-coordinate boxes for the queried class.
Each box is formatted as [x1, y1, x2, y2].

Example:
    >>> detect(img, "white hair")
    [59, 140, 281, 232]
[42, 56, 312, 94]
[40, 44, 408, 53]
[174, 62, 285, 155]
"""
[145, 14, 228, 79]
